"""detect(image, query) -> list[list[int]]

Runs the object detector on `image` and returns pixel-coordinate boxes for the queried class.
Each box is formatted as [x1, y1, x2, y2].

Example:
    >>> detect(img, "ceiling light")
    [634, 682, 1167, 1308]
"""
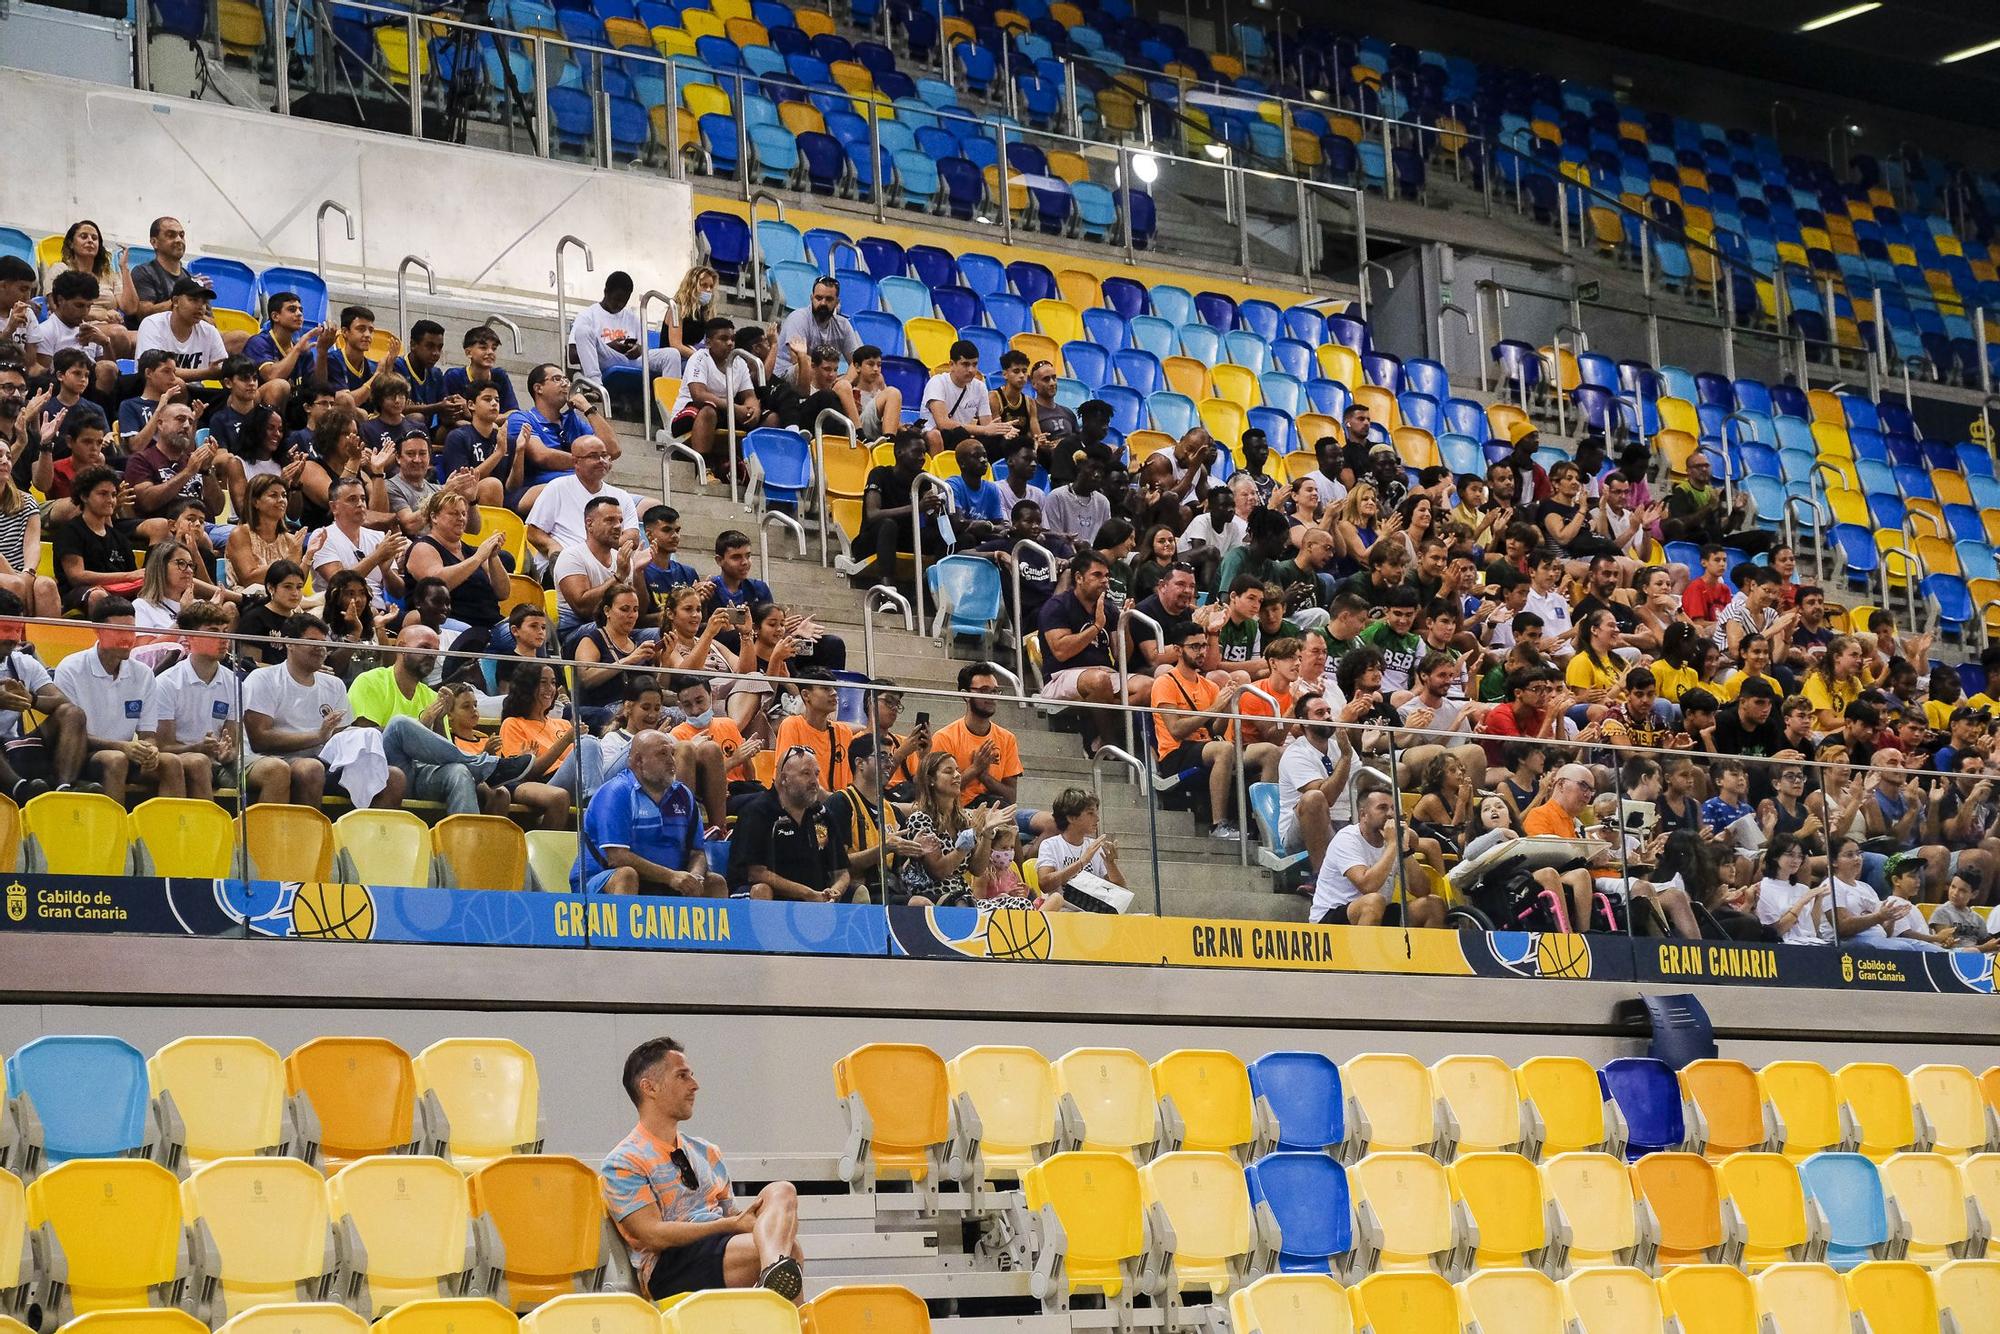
[1204, 142, 1229, 160]
[1940, 37, 2000, 63]
[1796, 2, 1880, 33]
[1132, 152, 1160, 183]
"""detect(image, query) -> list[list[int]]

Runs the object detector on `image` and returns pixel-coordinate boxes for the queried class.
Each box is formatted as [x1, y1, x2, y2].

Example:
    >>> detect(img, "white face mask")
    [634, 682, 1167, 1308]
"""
[685, 708, 714, 729]
[695, 289, 714, 306]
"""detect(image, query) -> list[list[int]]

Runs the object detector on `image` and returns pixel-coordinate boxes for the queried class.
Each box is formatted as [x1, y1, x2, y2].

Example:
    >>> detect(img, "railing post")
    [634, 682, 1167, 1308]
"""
[1236, 160, 1252, 282]
[273, 4, 290, 113]
[1295, 179, 1313, 291]
[908, 474, 950, 634]
[135, 0, 152, 90]
[1354, 190, 1371, 321]
[666, 59, 682, 179]
[407, 13, 423, 139]
[532, 35, 551, 158]
[1978, 309, 1992, 398]
[1000, 31, 1015, 121]
[1722, 272, 1738, 381]
[736, 71, 751, 198]
[867, 96, 886, 224]
[1380, 106, 1395, 198]
[596, 86, 614, 169]
[1115, 606, 1161, 769]
[1010, 539, 1056, 695]
[1119, 143, 1137, 266]
[995, 120, 1014, 246]
[862, 586, 914, 679]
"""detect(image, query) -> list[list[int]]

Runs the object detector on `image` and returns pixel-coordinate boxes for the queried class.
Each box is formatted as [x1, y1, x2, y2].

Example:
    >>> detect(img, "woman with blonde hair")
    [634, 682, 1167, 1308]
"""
[663, 265, 722, 360]
[134, 537, 239, 631]
[1332, 481, 1382, 573]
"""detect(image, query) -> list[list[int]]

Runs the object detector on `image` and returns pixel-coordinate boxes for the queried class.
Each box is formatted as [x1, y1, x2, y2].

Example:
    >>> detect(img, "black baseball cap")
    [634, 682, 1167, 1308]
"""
[169, 277, 213, 301]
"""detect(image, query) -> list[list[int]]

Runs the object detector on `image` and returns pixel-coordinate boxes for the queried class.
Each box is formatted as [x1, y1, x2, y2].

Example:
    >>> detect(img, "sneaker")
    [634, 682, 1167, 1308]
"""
[58, 781, 102, 796]
[7, 778, 46, 803]
[757, 1257, 804, 1301]
[1210, 822, 1243, 841]
[489, 754, 534, 787]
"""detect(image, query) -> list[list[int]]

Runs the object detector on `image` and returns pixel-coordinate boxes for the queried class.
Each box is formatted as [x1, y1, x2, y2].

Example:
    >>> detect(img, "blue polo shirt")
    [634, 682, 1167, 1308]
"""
[639, 557, 702, 618]
[505, 405, 593, 486]
[947, 475, 1008, 522]
[580, 769, 701, 888]
[243, 329, 317, 380]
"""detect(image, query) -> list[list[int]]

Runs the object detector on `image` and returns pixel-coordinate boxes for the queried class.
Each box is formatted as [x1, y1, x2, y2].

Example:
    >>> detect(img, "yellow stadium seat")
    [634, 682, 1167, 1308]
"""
[1162, 356, 1211, 399]
[211, 308, 261, 336]
[651, 27, 695, 60]
[1681, 1062, 1769, 1162]
[1350, 385, 1401, 431]
[1542, 346, 1581, 394]
[1810, 421, 1851, 459]
[722, 17, 767, 47]
[286, 1038, 424, 1172]
[1282, 452, 1320, 484]
[1124, 429, 1176, 465]
[947, 1046, 1057, 1185]
[334, 810, 437, 890]
[1342, 1054, 1443, 1157]
[1008, 333, 1059, 368]
[1457, 1268, 1564, 1334]
[1519, 1057, 1619, 1159]
[1844, 1261, 1937, 1334]
[1658, 1265, 1756, 1334]
[63, 1314, 209, 1334]
[523, 830, 576, 895]
[180, 1158, 337, 1322]
[903, 317, 955, 371]
[326, 1157, 477, 1319]
[467, 1156, 623, 1311]
[150, 1037, 293, 1171]
[1198, 397, 1247, 449]
[1296, 413, 1338, 447]
[1347, 1272, 1456, 1334]
[800, 1285, 925, 1334]
[1542, 1153, 1641, 1270]
[1149, 1051, 1252, 1159]
[1431, 1056, 1526, 1157]
[776, 101, 824, 137]
[1349, 1152, 1453, 1273]
[29, 620, 99, 666]
[1761, 1062, 1849, 1164]
[835, 1044, 952, 1190]
[1020, 1152, 1146, 1301]
[243, 805, 336, 883]
[414, 1040, 542, 1173]
[1936, 1259, 2000, 1334]
[1031, 300, 1083, 345]
[1210, 364, 1260, 409]
[1392, 427, 1439, 470]
[1880, 1153, 1976, 1266]
[1450, 1152, 1548, 1271]
[432, 815, 528, 892]
[1228, 1274, 1352, 1334]
[28, 1158, 186, 1319]
[1752, 1262, 1852, 1334]
[827, 60, 874, 95]
[1715, 1152, 1814, 1270]
[1912, 1066, 1995, 1160]
[1632, 1153, 1727, 1269]
[1054, 1048, 1158, 1161]
[602, 16, 651, 48]
[519, 1294, 660, 1334]
[475, 508, 528, 566]
[1139, 1152, 1249, 1315]
[375, 26, 432, 84]
[0, 1169, 36, 1323]
[1488, 403, 1532, 441]
[984, 164, 1028, 214]
[1655, 397, 1700, 437]
[1317, 344, 1362, 388]
[1937, 471, 1975, 508]
[1836, 1064, 1918, 1163]
[375, 1299, 518, 1334]
[128, 798, 236, 878]
[216, 1303, 369, 1334]
[1561, 1267, 1663, 1334]
[681, 84, 732, 120]
[23, 790, 130, 876]
[661, 1291, 797, 1334]
[1055, 269, 1100, 309]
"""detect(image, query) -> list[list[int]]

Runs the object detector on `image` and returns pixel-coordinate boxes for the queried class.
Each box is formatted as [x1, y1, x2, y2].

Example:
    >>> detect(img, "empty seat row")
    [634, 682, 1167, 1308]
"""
[2, 1036, 541, 1181]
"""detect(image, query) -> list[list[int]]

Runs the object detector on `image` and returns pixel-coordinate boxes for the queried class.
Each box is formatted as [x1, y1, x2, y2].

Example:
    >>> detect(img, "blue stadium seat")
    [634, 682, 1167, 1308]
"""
[1247, 1053, 1343, 1153]
[1244, 1152, 1351, 1273]
[986, 294, 1032, 341]
[6, 1035, 153, 1169]
[907, 244, 958, 291]
[1081, 308, 1126, 351]
[932, 285, 983, 329]
[1098, 385, 1144, 436]
[1114, 350, 1163, 397]
[878, 276, 934, 325]
[857, 237, 905, 280]
[256, 266, 329, 326]
[1798, 1152, 1891, 1272]
[1600, 1057, 1685, 1160]
[743, 428, 812, 509]
[749, 123, 800, 185]
[959, 253, 1008, 300]
[1147, 392, 1198, 438]
[1102, 278, 1149, 320]
[926, 555, 1004, 640]
[938, 158, 983, 219]
[852, 311, 905, 357]
[1128, 316, 1175, 360]
[1063, 340, 1113, 390]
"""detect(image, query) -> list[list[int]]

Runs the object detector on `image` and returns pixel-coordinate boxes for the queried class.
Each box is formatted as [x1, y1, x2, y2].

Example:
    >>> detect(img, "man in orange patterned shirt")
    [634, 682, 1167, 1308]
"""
[600, 1037, 805, 1300]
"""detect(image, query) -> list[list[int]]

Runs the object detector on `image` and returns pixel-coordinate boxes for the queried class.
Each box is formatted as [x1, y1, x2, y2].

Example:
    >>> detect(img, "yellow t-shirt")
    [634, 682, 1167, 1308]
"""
[1925, 698, 1954, 731]
[1709, 671, 1785, 704]
[1566, 652, 1623, 695]
[1801, 671, 1862, 720]
[1650, 660, 1703, 704]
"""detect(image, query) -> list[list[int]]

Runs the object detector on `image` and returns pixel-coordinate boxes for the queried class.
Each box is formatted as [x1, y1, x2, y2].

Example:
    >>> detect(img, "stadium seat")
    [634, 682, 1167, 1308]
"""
[1910, 1065, 1996, 1159]
[1934, 1259, 2000, 1334]
[1020, 1151, 1149, 1305]
[1632, 1152, 1729, 1268]
[1150, 1051, 1253, 1158]
[1835, 1064, 1920, 1163]
[1715, 1152, 1817, 1270]
[285, 1038, 425, 1172]
[1844, 1261, 1939, 1334]
[7, 1034, 153, 1173]
[1348, 1151, 1454, 1273]
[1561, 1266, 1663, 1334]
[23, 791, 131, 876]
[414, 1040, 544, 1173]
[945, 1046, 1057, 1185]
[0, 1168, 36, 1322]
[1347, 1271, 1456, 1334]
[1244, 1151, 1350, 1274]
[660, 1290, 796, 1334]
[467, 1156, 628, 1310]
[149, 1036, 294, 1172]
[432, 815, 529, 892]
[1247, 1052, 1343, 1154]
[836, 1045, 953, 1193]
[334, 811, 438, 890]
[1519, 1056, 1624, 1158]
[374, 1299, 517, 1334]
[1879, 1152, 1977, 1265]
[1761, 1062, 1851, 1164]
[28, 1158, 187, 1319]
[1751, 1262, 1853, 1334]
[1432, 1056, 1526, 1157]
[1602, 1058, 1690, 1160]
[243, 806, 336, 883]
[214, 1303, 368, 1334]
[64, 1312, 208, 1334]
[181, 1157, 337, 1322]
[1138, 1151, 1250, 1314]
[129, 798, 237, 878]
[1541, 1152, 1644, 1270]
[1341, 1054, 1443, 1157]
[1451, 1151, 1550, 1271]
[1680, 1061, 1770, 1162]
[1458, 1268, 1565, 1334]
[1228, 1273, 1352, 1334]
[1657, 1265, 1757, 1334]
[524, 831, 578, 895]
[1797, 1153, 1891, 1271]
[799, 1285, 925, 1334]
[1054, 1048, 1158, 1161]
[326, 1156, 479, 1318]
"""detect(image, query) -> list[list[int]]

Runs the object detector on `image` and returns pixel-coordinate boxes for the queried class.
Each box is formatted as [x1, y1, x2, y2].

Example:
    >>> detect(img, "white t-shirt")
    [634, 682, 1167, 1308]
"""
[1830, 877, 1924, 944]
[53, 649, 160, 743]
[923, 372, 991, 427]
[30, 313, 100, 363]
[1304, 469, 1349, 506]
[1036, 832, 1108, 882]
[1177, 513, 1245, 556]
[309, 524, 386, 605]
[1524, 587, 1574, 654]
[568, 302, 644, 380]
[0, 649, 51, 741]
[1755, 877, 1834, 946]
[525, 475, 640, 552]
[135, 312, 227, 371]
[552, 543, 619, 622]
[133, 597, 181, 631]
[241, 663, 351, 758]
[1277, 734, 1336, 833]
[1397, 693, 1467, 736]
[670, 348, 755, 416]
[145, 657, 239, 745]
[1312, 821, 1393, 918]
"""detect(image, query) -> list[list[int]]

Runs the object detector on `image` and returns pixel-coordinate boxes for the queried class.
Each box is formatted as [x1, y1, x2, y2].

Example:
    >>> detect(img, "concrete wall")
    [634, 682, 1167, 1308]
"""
[0, 69, 693, 309]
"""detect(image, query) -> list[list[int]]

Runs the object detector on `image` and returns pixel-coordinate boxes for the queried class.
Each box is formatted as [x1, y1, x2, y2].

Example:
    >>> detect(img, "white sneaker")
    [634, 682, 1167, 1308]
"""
[1211, 822, 1243, 841]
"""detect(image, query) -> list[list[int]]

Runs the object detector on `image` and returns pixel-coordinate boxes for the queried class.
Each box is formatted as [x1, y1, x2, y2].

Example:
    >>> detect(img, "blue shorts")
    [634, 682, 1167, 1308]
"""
[586, 868, 623, 893]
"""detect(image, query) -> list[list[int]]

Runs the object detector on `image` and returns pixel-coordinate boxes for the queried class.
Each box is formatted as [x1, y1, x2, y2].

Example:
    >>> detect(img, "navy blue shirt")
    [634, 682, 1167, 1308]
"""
[706, 575, 773, 610]
[640, 557, 702, 618]
[323, 344, 375, 394]
[438, 423, 509, 482]
[580, 769, 701, 886]
[117, 396, 162, 437]
[242, 329, 316, 381]
[391, 355, 450, 407]
[505, 406, 592, 487]
[443, 365, 518, 413]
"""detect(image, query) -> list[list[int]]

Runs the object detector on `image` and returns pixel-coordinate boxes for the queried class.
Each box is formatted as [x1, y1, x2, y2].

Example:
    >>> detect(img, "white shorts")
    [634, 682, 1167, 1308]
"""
[1040, 667, 1103, 702]
[1277, 811, 1301, 854]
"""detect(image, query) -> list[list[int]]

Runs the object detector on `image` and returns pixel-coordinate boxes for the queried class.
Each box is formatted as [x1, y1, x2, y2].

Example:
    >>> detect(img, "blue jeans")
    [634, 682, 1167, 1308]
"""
[382, 715, 494, 816]
[1861, 935, 1943, 952]
[548, 734, 604, 800]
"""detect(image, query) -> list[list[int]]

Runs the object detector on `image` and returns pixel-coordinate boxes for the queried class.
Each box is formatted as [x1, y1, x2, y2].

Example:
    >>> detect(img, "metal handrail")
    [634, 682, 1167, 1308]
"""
[1089, 744, 1147, 801]
[1436, 301, 1474, 372]
[395, 255, 435, 351]
[907, 474, 953, 634]
[1114, 604, 1162, 763]
[1358, 260, 1395, 323]
[746, 190, 787, 324]
[862, 584, 914, 680]
[554, 236, 593, 371]
[757, 509, 807, 586]
[635, 290, 673, 454]
[1008, 538, 1057, 694]
[315, 201, 354, 284]
[479, 315, 522, 352]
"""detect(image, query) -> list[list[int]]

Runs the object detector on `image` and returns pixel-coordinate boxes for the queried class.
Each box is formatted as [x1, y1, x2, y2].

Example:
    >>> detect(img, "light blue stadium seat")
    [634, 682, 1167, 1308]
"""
[1439, 433, 1483, 476]
[1600, 1057, 1685, 1161]
[1244, 1151, 1352, 1273]
[1147, 392, 1198, 439]
[852, 310, 905, 355]
[768, 260, 822, 313]
[959, 326, 1005, 374]
[0, 229, 35, 269]
[1798, 1152, 1892, 1272]
[1072, 182, 1118, 242]
[878, 276, 933, 324]
[1224, 330, 1270, 374]
[754, 219, 807, 270]
[1151, 285, 1194, 327]
[6, 1035, 153, 1171]
[1178, 323, 1222, 366]
[743, 427, 813, 510]
[1246, 1051, 1343, 1152]
[986, 294, 1032, 340]
[1259, 373, 1302, 417]
[1129, 315, 1176, 360]
[926, 555, 1004, 641]
[893, 151, 940, 210]
[749, 123, 800, 185]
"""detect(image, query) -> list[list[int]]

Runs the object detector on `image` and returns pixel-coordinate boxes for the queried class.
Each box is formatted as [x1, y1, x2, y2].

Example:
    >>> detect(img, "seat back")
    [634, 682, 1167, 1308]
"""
[24, 791, 130, 876]
[1139, 1151, 1250, 1294]
[1602, 1058, 1686, 1158]
[1843, 1261, 1938, 1334]
[1562, 1267, 1664, 1334]
[1243, 1151, 1350, 1274]
[1910, 1065, 1992, 1158]
[944, 1046, 1057, 1182]
[62, 1313, 208, 1334]
[285, 1038, 419, 1171]
[8, 1034, 151, 1166]
[182, 1158, 333, 1318]
[28, 1159, 184, 1313]
[149, 1037, 288, 1169]
[1347, 1272, 1456, 1334]
[130, 798, 236, 878]
[1227, 1274, 1351, 1334]
[1797, 1152, 1889, 1271]
[1752, 1263, 1852, 1334]
[518, 1294, 661, 1334]
[1341, 1054, 1438, 1155]
[432, 816, 528, 892]
[799, 1285, 925, 1334]
[834, 1044, 950, 1182]
[243, 806, 336, 883]
[1432, 1055, 1523, 1156]
[326, 1156, 475, 1317]
[1880, 1152, 1971, 1265]
[1715, 1152, 1811, 1269]
[1680, 1061, 1767, 1161]
[334, 811, 435, 889]
[1518, 1056, 1610, 1156]
[414, 1040, 541, 1172]
[1835, 1063, 1917, 1162]
[374, 1298, 518, 1334]
[466, 1156, 608, 1310]
[1457, 1269, 1565, 1334]
[1761, 1062, 1847, 1163]
[1150, 1051, 1252, 1157]
[1349, 1151, 1452, 1272]
[1450, 1152, 1546, 1269]
[1934, 1259, 2000, 1334]
[213, 1302, 369, 1334]
[1053, 1048, 1156, 1160]
[1020, 1152, 1144, 1297]
[1657, 1266, 1757, 1334]
[1542, 1152, 1639, 1268]
[1632, 1152, 1724, 1267]
[660, 1291, 797, 1334]
[1247, 1052, 1342, 1153]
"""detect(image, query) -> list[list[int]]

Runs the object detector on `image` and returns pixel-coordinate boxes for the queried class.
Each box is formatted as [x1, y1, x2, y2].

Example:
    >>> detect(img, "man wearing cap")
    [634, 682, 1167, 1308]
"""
[1932, 705, 1992, 775]
[135, 279, 229, 386]
[569, 271, 682, 385]
[1704, 676, 1787, 803]
[922, 340, 1016, 454]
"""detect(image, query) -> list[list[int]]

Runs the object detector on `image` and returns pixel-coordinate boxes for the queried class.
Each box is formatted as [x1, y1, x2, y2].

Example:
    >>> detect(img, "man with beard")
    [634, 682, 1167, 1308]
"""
[346, 623, 531, 815]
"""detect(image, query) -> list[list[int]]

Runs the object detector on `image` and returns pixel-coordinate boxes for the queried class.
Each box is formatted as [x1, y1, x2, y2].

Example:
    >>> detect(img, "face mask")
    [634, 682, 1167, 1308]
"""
[696, 289, 714, 306]
[989, 848, 1015, 873]
[685, 708, 714, 729]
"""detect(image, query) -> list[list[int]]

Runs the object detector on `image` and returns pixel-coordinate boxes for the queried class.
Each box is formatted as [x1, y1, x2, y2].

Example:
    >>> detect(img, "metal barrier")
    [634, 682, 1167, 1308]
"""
[906, 473, 953, 635]
[862, 584, 914, 679]
[315, 200, 353, 282]
[553, 235, 593, 371]
[396, 254, 436, 347]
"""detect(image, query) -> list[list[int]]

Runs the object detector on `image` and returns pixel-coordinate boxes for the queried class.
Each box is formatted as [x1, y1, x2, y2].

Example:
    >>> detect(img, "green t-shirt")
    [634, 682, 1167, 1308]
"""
[1216, 546, 1288, 596]
[1320, 631, 1363, 660]
[347, 667, 435, 726]
[1216, 617, 1264, 664]
[1358, 622, 1423, 692]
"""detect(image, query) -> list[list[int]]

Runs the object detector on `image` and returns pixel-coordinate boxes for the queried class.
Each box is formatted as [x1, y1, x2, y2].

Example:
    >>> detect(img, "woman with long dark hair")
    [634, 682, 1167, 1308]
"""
[499, 661, 601, 801]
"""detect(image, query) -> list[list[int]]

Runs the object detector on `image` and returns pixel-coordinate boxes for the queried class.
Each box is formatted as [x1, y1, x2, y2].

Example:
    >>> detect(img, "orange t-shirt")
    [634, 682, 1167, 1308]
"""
[674, 716, 746, 757]
[1152, 669, 1218, 761]
[1520, 802, 1580, 840]
[498, 715, 567, 758]
[1229, 681, 1293, 744]
[929, 717, 1023, 804]
[773, 714, 855, 790]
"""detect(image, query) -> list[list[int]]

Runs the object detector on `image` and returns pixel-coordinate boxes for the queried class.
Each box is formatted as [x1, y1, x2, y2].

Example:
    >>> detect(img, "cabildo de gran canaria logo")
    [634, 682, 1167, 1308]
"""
[5, 880, 23, 922]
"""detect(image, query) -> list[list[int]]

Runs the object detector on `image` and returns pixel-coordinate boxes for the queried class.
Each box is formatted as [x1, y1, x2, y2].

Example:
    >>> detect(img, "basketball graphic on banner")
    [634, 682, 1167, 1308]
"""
[290, 882, 376, 940]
